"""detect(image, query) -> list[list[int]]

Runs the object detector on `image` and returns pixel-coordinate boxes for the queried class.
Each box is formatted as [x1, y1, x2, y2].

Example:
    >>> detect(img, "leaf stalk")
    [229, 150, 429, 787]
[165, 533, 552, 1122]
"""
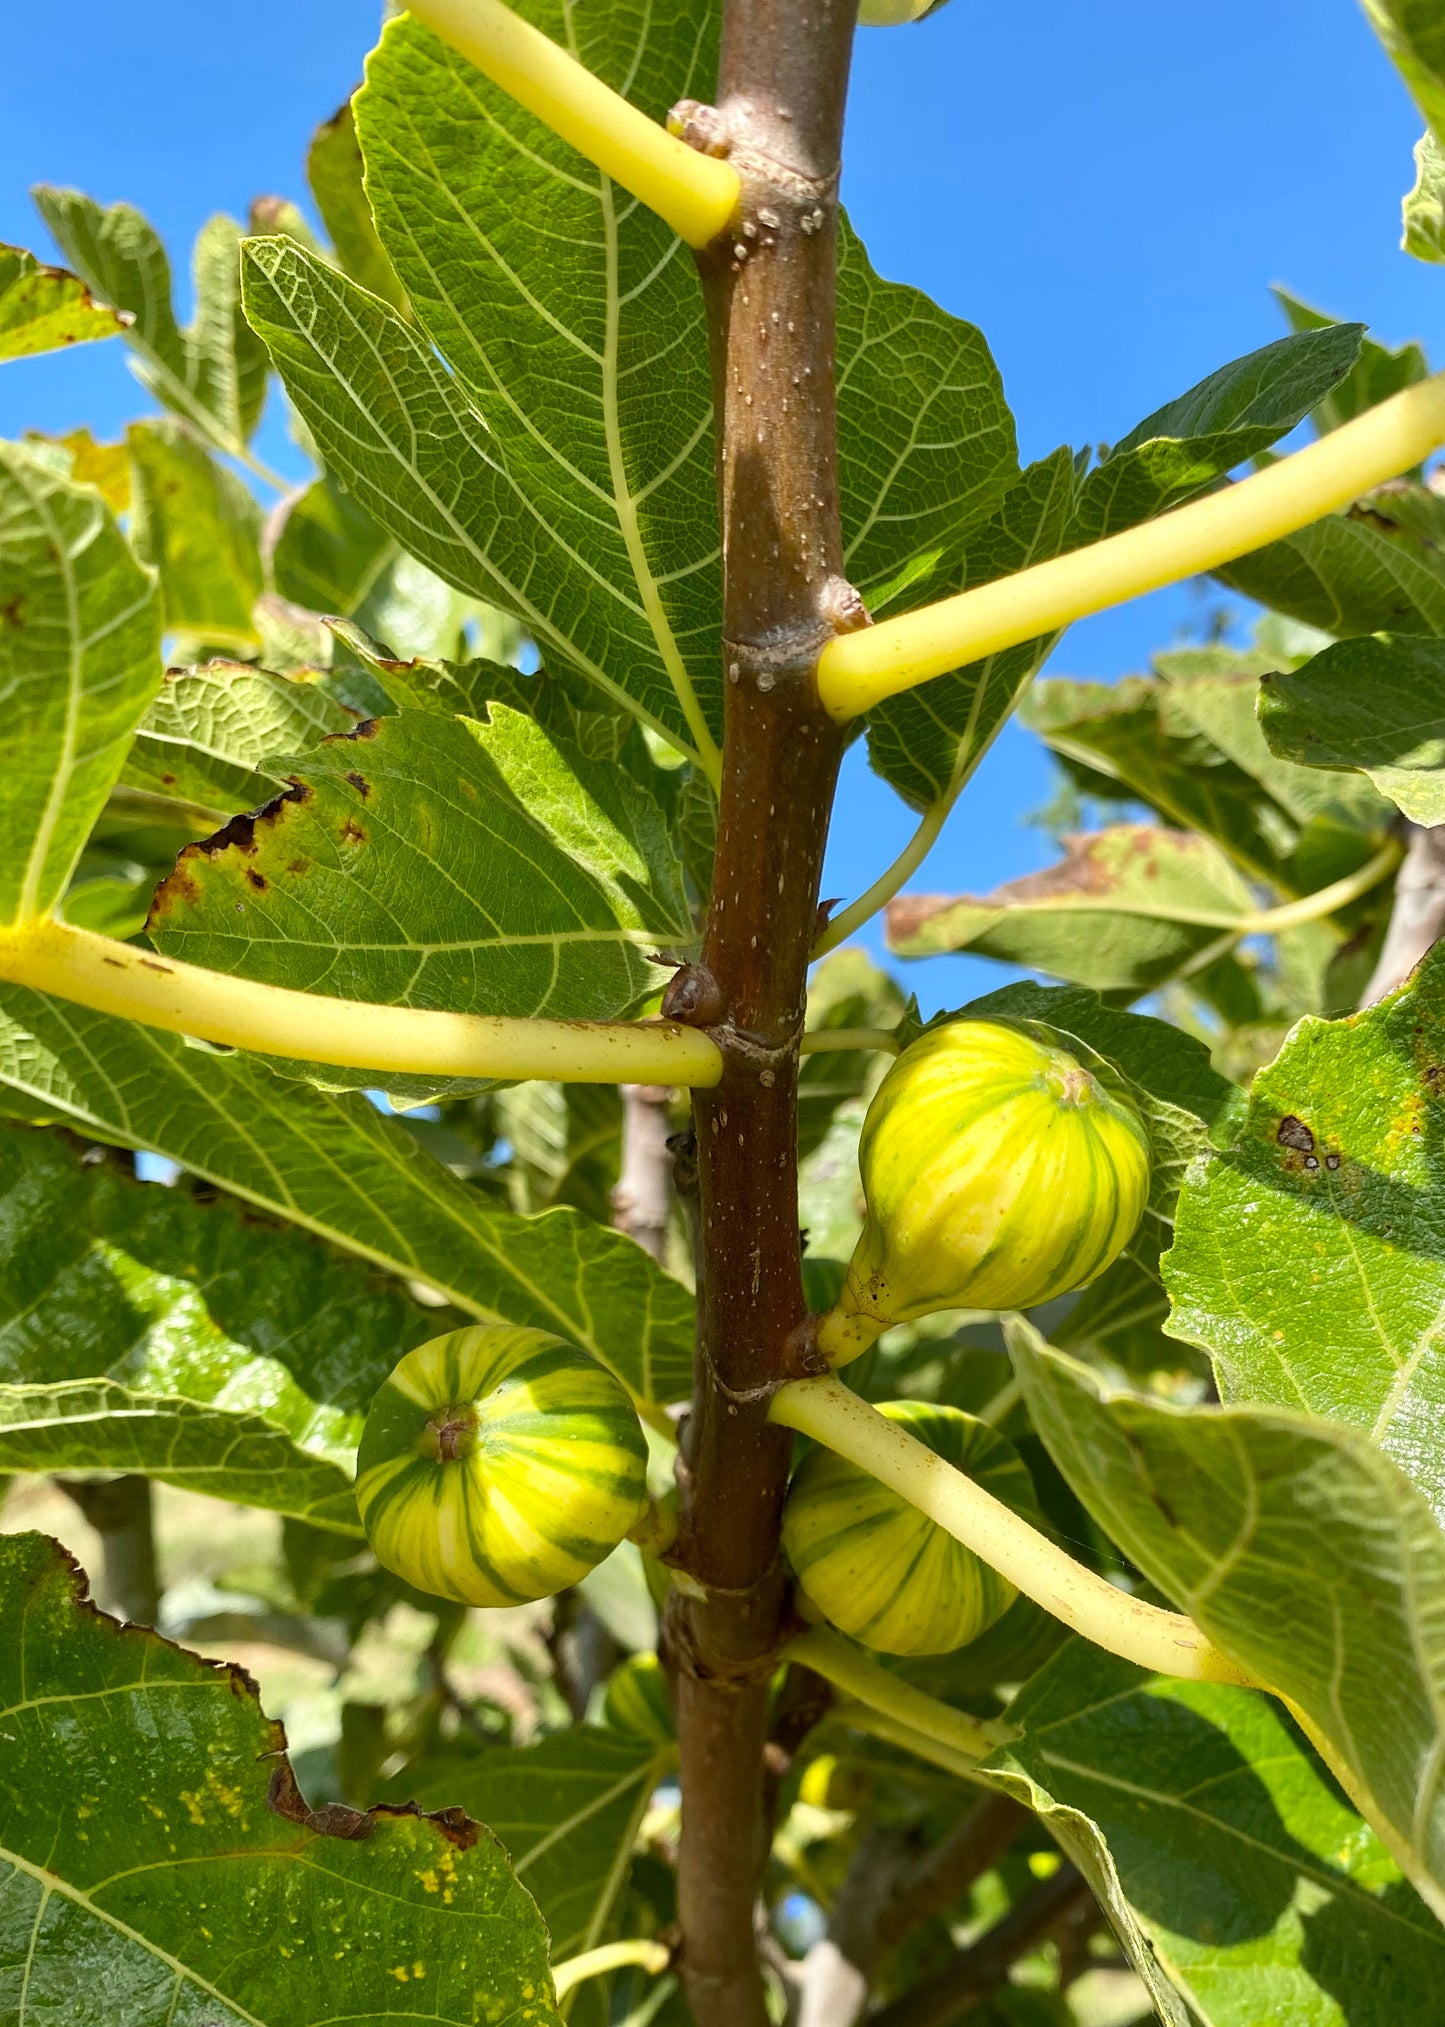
[770, 1374, 1256, 1686]
[785, 1623, 1010, 1763]
[0, 918, 724, 1088]
[404, 0, 740, 246]
[817, 373, 1445, 719]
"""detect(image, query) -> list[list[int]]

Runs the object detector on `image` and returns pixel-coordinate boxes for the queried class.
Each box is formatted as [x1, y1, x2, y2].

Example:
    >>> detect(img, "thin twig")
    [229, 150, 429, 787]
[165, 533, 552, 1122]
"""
[867, 1866, 1095, 2027]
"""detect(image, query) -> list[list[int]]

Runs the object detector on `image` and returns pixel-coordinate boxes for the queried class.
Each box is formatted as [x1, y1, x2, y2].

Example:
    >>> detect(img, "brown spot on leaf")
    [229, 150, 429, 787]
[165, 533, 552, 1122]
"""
[373, 1800, 481, 1851]
[245, 868, 268, 892]
[345, 771, 371, 798]
[267, 1761, 373, 1842]
[146, 780, 311, 932]
[1, 595, 25, 629]
[1276, 1116, 1315, 1154]
[340, 816, 367, 846]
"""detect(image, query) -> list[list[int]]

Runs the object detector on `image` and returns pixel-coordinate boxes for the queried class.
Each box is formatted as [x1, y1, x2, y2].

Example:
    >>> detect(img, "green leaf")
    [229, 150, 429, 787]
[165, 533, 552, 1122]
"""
[417, 1726, 665, 1963]
[0, 441, 161, 925]
[350, 6, 722, 766]
[242, 231, 715, 763]
[268, 474, 477, 665]
[799, 949, 907, 1159]
[0, 989, 694, 1407]
[990, 1642, 1445, 2027]
[497, 1081, 622, 1224]
[146, 705, 693, 1032]
[1405, 131, 1445, 263]
[1272, 290, 1429, 434]
[1073, 325, 1366, 541]
[1362, 0, 1445, 145]
[1163, 941, 1445, 1519]
[307, 97, 410, 316]
[0, 1121, 447, 1524]
[33, 189, 266, 454]
[1257, 632, 1445, 823]
[0, 241, 127, 361]
[120, 659, 355, 827]
[1154, 642, 1392, 833]
[886, 824, 1257, 994]
[126, 418, 264, 652]
[0, 1529, 560, 2023]
[1214, 480, 1445, 636]
[864, 450, 1077, 813]
[1009, 1319, 1445, 1921]
[835, 219, 1018, 615]
[1024, 675, 1308, 888]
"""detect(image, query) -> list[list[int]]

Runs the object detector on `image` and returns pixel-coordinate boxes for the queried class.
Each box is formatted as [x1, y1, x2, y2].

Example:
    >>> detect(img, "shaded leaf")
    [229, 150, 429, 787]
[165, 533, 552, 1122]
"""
[886, 825, 1256, 994]
[1023, 673, 1330, 888]
[120, 659, 354, 826]
[0, 1529, 560, 2024]
[1010, 1319, 1445, 1922]
[799, 948, 907, 1159]
[1215, 481, 1445, 636]
[146, 705, 693, 1030]
[497, 1080, 622, 1224]
[1164, 941, 1445, 1519]
[416, 1726, 665, 1963]
[1258, 631, 1445, 823]
[0, 241, 126, 361]
[126, 417, 263, 652]
[0, 1121, 444, 1524]
[990, 1642, 1445, 2027]
[307, 96, 410, 315]
[0, 988, 695, 1407]
[0, 441, 161, 925]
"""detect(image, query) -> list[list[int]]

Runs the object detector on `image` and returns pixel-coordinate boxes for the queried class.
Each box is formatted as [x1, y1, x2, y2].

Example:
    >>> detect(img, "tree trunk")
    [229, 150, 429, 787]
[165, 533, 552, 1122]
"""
[56, 1474, 161, 1627]
[663, 8, 860, 2021]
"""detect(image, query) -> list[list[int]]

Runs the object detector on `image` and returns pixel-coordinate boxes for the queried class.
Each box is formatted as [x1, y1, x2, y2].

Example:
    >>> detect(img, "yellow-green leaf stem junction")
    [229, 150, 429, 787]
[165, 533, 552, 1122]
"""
[782, 1401, 1033, 1655]
[355, 1323, 650, 1608]
[816, 1020, 1151, 1368]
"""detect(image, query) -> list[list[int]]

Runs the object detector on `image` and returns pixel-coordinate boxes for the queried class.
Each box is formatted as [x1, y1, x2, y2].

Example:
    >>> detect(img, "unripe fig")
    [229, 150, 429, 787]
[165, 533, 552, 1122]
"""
[603, 1652, 675, 1746]
[355, 1324, 648, 1609]
[782, 1400, 1035, 1655]
[819, 1018, 1150, 1364]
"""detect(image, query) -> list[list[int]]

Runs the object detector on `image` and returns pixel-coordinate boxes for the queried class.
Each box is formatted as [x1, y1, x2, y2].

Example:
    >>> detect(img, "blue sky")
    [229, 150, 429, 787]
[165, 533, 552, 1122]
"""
[1, 1, 1436, 1011]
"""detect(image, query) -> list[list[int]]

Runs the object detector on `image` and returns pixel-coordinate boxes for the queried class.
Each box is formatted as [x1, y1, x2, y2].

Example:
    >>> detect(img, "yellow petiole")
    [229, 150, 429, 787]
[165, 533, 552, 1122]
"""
[0, 916, 724, 1088]
[818, 373, 1445, 720]
[404, 0, 740, 247]
[771, 1374, 1256, 1687]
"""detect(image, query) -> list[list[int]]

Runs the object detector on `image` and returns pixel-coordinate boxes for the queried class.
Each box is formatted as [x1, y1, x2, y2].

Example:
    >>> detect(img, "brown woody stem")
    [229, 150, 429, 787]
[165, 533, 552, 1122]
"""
[664, 6, 858, 2022]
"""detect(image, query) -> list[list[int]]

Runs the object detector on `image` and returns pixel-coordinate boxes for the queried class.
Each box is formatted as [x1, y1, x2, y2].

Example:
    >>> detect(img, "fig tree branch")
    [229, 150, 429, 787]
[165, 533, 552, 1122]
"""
[0, 917, 724, 1087]
[867, 1864, 1094, 2027]
[818, 374, 1445, 719]
[660, 2, 858, 2018]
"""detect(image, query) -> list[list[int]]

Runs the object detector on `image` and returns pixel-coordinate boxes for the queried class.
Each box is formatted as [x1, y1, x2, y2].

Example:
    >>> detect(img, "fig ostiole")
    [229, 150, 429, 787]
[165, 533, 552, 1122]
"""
[355, 1322, 650, 1609]
[816, 1017, 1151, 1365]
[781, 1399, 1038, 1656]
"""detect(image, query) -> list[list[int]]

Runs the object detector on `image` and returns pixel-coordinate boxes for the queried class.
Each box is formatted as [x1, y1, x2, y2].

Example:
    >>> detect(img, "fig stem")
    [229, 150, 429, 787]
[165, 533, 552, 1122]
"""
[798, 1027, 903, 1056]
[552, 1939, 672, 1999]
[786, 1624, 1011, 1764]
[404, 0, 740, 250]
[817, 372, 1445, 721]
[0, 917, 725, 1088]
[771, 1375, 1258, 1688]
